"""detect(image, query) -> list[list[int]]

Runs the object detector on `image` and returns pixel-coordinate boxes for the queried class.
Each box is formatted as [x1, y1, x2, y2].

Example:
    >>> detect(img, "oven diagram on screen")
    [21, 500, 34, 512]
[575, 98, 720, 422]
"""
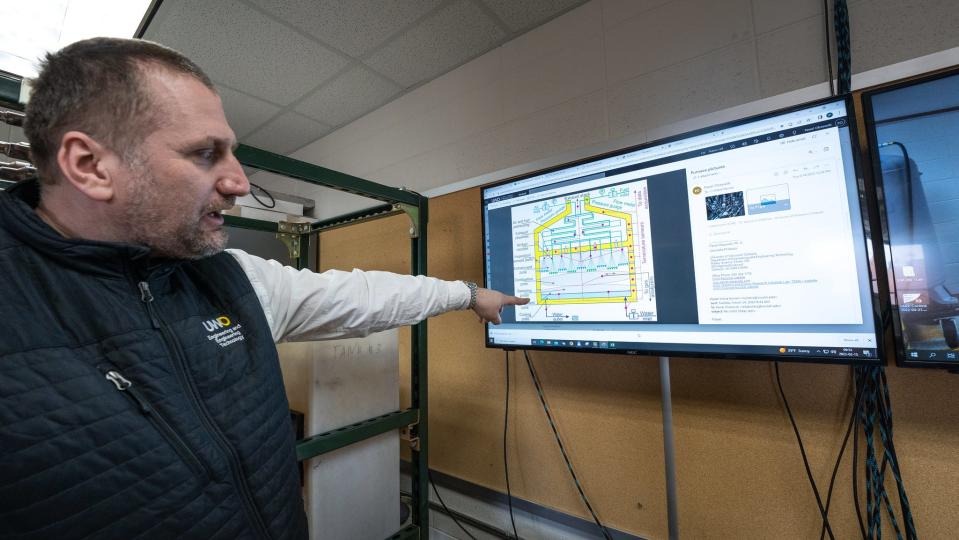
[510, 180, 657, 322]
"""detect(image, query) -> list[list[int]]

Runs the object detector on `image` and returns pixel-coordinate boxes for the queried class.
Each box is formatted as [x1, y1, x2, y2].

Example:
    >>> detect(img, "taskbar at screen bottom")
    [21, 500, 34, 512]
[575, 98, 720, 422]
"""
[902, 349, 959, 363]
[490, 338, 879, 362]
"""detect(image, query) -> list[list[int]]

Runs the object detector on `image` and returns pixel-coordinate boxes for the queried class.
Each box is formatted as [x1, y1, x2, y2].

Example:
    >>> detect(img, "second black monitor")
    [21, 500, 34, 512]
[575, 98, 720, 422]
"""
[864, 67, 959, 368]
[481, 96, 881, 363]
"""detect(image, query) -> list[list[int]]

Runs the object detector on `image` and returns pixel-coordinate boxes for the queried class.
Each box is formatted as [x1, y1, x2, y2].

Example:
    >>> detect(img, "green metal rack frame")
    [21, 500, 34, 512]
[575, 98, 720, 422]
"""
[231, 145, 431, 539]
[1, 78, 430, 539]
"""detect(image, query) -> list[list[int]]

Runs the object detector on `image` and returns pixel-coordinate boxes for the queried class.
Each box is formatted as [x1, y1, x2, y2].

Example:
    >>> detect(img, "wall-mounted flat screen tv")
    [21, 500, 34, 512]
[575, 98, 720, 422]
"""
[481, 96, 881, 363]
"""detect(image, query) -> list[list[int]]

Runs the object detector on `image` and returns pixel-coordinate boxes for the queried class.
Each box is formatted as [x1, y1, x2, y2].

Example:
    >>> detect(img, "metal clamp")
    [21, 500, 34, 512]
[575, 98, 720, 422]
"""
[395, 187, 422, 239]
[394, 203, 420, 238]
[275, 221, 311, 262]
[399, 426, 421, 452]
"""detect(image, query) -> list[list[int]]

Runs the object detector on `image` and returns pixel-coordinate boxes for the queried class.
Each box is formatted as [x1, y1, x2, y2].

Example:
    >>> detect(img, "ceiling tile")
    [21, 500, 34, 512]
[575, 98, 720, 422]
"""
[752, 0, 822, 35]
[605, 0, 753, 85]
[600, 0, 673, 28]
[247, 0, 444, 57]
[215, 84, 282, 139]
[243, 112, 333, 155]
[295, 66, 402, 127]
[143, 0, 349, 105]
[481, 0, 587, 32]
[365, 0, 507, 88]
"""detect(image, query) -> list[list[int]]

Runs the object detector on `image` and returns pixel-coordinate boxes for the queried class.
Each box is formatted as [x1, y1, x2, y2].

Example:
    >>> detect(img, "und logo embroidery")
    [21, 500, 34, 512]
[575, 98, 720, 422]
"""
[202, 314, 245, 348]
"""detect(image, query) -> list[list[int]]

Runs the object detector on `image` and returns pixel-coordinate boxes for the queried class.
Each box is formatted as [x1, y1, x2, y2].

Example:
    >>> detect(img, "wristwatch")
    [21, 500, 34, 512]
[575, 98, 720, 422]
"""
[463, 281, 478, 309]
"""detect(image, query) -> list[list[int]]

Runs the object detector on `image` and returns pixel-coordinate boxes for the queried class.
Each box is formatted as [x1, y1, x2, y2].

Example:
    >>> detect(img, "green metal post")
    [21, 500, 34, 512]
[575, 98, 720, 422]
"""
[295, 409, 419, 461]
[296, 232, 310, 270]
[231, 142, 431, 538]
[410, 195, 429, 537]
[235, 145, 420, 206]
[223, 215, 279, 233]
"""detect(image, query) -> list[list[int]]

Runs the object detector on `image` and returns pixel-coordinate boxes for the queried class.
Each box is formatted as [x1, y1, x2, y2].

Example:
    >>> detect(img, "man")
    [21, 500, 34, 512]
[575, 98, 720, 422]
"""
[0, 37, 527, 539]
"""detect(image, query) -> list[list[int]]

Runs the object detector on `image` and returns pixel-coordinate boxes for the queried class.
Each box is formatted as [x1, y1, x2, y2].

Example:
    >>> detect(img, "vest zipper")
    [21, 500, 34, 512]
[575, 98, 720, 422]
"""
[137, 281, 272, 540]
[102, 369, 211, 480]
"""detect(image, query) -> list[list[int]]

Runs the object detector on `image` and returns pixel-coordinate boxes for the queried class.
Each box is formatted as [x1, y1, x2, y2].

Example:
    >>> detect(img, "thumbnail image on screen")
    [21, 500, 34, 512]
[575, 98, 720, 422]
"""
[865, 67, 959, 368]
[481, 97, 881, 363]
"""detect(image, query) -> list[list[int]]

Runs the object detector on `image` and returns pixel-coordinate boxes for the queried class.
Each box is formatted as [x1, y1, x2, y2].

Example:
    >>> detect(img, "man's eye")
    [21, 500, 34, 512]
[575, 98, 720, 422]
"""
[195, 149, 217, 163]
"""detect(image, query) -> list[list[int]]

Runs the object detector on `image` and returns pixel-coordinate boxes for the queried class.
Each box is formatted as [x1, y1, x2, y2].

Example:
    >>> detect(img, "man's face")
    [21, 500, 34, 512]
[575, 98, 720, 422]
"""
[117, 68, 249, 259]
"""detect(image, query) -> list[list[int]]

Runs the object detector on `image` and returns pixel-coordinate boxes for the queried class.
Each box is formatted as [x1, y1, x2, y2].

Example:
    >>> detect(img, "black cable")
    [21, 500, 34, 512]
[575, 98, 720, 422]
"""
[774, 362, 836, 540]
[403, 486, 519, 539]
[823, 0, 835, 96]
[875, 369, 917, 540]
[523, 350, 612, 540]
[862, 368, 907, 540]
[860, 369, 881, 537]
[504, 351, 519, 539]
[855, 365, 918, 540]
[428, 471, 479, 540]
[852, 375, 867, 540]
[833, 0, 851, 94]
[820, 369, 865, 540]
[249, 182, 276, 208]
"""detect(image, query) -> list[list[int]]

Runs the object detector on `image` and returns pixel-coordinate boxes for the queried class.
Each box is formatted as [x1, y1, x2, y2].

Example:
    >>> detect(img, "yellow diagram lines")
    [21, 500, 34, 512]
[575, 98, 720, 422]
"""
[533, 196, 638, 305]
[533, 201, 571, 303]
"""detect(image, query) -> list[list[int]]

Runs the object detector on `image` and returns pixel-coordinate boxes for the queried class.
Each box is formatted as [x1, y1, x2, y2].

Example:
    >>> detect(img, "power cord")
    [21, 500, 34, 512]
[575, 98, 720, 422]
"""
[852, 391, 867, 539]
[523, 350, 612, 540]
[774, 361, 836, 540]
[820, 367, 865, 540]
[404, 485, 517, 539]
[504, 351, 520, 539]
[249, 182, 276, 208]
[428, 470, 478, 540]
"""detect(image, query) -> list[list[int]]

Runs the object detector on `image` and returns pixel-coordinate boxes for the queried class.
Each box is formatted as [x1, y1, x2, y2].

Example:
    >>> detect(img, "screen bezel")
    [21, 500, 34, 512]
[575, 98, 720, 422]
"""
[862, 65, 959, 369]
[481, 94, 884, 364]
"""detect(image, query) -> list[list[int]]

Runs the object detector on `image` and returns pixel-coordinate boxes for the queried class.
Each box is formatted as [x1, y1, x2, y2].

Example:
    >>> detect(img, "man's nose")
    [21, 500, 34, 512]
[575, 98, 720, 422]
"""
[218, 154, 250, 197]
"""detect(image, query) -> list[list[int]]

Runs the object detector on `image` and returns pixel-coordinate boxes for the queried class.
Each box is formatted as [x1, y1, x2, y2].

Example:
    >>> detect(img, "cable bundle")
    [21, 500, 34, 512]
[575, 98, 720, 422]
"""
[826, 3, 917, 535]
[853, 366, 917, 540]
[779, 363, 917, 540]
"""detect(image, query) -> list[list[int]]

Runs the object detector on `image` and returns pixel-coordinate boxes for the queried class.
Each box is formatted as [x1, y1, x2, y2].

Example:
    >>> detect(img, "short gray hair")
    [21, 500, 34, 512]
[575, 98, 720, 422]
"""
[24, 37, 215, 184]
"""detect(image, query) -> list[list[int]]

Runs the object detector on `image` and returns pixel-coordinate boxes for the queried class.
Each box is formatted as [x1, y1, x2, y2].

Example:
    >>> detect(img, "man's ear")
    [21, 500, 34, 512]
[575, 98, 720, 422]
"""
[56, 131, 118, 202]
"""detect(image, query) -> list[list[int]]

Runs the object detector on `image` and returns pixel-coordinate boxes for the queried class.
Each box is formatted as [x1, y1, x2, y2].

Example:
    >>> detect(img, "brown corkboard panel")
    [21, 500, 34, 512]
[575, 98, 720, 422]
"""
[668, 358, 959, 539]
[315, 190, 959, 539]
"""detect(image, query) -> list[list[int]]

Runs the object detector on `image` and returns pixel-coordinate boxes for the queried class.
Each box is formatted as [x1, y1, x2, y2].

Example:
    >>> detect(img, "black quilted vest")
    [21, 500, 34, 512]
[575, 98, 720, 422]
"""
[0, 181, 308, 539]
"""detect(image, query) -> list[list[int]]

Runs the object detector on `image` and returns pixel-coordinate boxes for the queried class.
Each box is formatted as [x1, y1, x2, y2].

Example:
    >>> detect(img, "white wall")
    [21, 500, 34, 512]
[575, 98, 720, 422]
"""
[254, 0, 959, 217]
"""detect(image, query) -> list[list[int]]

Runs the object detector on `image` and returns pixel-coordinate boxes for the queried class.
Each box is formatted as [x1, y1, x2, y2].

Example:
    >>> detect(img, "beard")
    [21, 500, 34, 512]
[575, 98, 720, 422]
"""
[123, 164, 231, 260]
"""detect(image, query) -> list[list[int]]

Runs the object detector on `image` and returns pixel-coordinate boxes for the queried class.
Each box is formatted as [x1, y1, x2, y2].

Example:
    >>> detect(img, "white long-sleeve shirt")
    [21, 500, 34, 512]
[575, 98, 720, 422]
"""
[227, 249, 471, 343]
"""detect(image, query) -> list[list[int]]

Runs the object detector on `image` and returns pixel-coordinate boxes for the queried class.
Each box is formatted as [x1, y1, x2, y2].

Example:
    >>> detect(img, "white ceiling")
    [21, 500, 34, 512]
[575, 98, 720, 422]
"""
[0, 0, 152, 78]
[142, 0, 589, 159]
